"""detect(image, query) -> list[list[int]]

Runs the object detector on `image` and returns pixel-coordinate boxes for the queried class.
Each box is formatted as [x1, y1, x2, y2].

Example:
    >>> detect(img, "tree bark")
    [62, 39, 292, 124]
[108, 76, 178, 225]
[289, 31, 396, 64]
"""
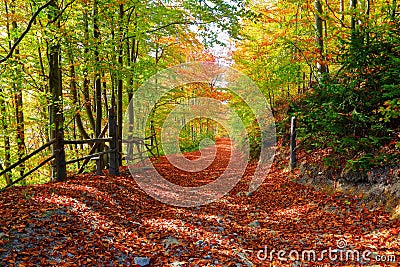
[315, 0, 327, 75]
[2, 0, 12, 185]
[366, 0, 370, 45]
[350, 0, 357, 32]
[117, 4, 124, 166]
[83, 5, 96, 133]
[11, 0, 26, 177]
[36, 35, 50, 146]
[340, 0, 345, 21]
[125, 13, 139, 144]
[67, 48, 90, 139]
[0, 87, 11, 185]
[391, 0, 397, 19]
[102, 70, 109, 111]
[0, 93, 11, 185]
[47, 0, 66, 181]
[92, 0, 104, 168]
[93, 0, 102, 140]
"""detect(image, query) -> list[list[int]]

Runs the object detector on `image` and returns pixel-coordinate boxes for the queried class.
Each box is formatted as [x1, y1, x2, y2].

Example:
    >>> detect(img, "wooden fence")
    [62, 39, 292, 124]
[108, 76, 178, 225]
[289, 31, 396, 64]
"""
[0, 108, 160, 191]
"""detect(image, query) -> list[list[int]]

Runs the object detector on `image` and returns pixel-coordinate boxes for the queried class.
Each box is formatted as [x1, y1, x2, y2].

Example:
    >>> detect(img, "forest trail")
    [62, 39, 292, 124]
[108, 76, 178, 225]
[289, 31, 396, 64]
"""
[1, 139, 399, 266]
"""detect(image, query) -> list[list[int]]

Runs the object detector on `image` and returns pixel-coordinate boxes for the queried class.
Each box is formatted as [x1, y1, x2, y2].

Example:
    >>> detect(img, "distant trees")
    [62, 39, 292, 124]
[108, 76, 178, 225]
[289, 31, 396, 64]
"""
[0, 0, 247, 186]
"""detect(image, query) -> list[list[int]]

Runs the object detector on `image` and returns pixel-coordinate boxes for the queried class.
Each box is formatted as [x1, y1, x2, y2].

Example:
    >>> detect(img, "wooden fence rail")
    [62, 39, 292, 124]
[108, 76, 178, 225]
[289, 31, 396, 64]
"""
[77, 123, 108, 174]
[64, 138, 112, 145]
[0, 108, 121, 190]
[59, 108, 120, 177]
[122, 131, 159, 167]
[1, 155, 55, 192]
[65, 149, 116, 165]
[0, 139, 55, 178]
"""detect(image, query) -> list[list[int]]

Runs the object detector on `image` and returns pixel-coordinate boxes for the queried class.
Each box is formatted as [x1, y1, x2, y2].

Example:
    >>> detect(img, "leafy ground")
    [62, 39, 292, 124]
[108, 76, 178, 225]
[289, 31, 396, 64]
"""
[0, 139, 399, 266]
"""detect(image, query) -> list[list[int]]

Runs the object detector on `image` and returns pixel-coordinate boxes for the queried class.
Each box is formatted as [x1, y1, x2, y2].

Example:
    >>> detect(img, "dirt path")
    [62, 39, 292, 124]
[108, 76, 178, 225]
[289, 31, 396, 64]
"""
[0, 139, 399, 266]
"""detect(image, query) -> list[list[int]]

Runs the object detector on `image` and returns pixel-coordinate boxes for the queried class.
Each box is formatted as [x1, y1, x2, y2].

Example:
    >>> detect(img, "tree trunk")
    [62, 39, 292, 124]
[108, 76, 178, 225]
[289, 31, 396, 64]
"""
[93, 0, 104, 169]
[2, 0, 12, 185]
[0, 85, 11, 185]
[102, 72, 109, 111]
[93, 0, 102, 139]
[340, 0, 345, 21]
[391, 0, 397, 19]
[366, 0, 370, 45]
[125, 15, 139, 153]
[67, 48, 90, 139]
[48, 1, 66, 181]
[117, 4, 124, 166]
[11, 0, 26, 177]
[314, 0, 327, 75]
[83, 5, 96, 133]
[37, 35, 50, 146]
[350, 0, 357, 32]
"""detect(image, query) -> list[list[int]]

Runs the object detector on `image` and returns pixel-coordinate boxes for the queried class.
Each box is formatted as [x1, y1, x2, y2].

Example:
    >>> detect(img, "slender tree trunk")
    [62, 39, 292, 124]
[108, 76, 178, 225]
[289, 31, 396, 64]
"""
[315, 0, 326, 75]
[14, 88, 25, 177]
[3, 0, 12, 185]
[350, 0, 357, 33]
[92, 0, 104, 169]
[391, 0, 397, 19]
[366, 0, 370, 45]
[11, 0, 25, 177]
[93, 0, 102, 139]
[83, 6, 96, 133]
[102, 71, 109, 111]
[126, 15, 139, 142]
[117, 4, 124, 166]
[37, 36, 50, 145]
[340, 0, 345, 21]
[67, 48, 90, 139]
[0, 88, 11, 185]
[48, 1, 65, 181]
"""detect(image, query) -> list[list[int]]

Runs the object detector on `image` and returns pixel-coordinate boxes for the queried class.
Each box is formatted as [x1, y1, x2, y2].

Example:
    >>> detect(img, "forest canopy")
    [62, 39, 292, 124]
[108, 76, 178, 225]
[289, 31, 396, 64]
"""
[0, 0, 399, 187]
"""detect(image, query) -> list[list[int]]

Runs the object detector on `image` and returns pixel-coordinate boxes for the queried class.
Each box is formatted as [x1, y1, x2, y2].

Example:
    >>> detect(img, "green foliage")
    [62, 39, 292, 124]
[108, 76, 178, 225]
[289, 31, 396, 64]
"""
[379, 98, 400, 122]
[0, 0, 251, 187]
[346, 153, 397, 171]
[179, 129, 216, 153]
[246, 120, 262, 159]
[293, 17, 400, 171]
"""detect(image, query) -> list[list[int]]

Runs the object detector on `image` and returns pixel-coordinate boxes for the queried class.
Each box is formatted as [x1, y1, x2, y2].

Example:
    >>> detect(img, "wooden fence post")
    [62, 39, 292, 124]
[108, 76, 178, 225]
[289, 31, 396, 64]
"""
[150, 121, 160, 157]
[150, 120, 154, 148]
[109, 108, 119, 175]
[289, 116, 297, 170]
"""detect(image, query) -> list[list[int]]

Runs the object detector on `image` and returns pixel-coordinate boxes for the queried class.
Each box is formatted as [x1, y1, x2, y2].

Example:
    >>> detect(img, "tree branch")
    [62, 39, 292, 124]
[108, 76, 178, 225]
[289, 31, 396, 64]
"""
[146, 20, 187, 34]
[0, 0, 55, 64]
[47, 0, 76, 25]
[324, 0, 349, 29]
